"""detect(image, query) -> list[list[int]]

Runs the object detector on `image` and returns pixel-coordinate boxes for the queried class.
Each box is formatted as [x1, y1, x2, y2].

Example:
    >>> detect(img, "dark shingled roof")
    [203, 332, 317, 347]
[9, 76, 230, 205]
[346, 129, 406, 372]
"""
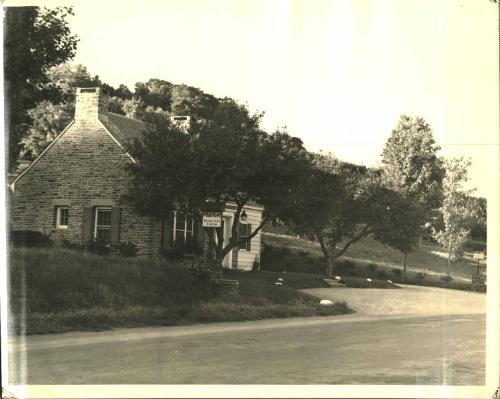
[98, 111, 148, 152]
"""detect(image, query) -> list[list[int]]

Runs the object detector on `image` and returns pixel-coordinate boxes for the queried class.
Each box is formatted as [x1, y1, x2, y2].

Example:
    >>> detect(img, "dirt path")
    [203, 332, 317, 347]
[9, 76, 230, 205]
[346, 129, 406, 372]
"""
[302, 284, 486, 316]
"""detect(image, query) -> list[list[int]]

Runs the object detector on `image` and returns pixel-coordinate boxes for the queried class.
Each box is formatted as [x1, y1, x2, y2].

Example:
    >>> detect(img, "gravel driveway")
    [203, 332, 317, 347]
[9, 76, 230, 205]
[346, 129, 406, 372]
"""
[302, 284, 486, 316]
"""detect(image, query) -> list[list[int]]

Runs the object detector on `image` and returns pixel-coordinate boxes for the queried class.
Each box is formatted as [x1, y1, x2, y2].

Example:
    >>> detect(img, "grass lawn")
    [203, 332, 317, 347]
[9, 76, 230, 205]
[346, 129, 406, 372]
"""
[261, 232, 479, 291]
[340, 276, 400, 289]
[8, 247, 352, 335]
[229, 270, 400, 289]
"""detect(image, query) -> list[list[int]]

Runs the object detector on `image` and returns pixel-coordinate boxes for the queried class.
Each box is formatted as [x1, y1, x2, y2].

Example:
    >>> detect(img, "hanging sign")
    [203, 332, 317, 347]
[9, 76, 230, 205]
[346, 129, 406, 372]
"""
[203, 212, 222, 227]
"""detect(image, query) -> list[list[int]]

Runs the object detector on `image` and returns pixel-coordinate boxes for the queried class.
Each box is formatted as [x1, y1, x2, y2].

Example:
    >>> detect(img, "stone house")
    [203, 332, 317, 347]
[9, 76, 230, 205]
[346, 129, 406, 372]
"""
[9, 87, 263, 271]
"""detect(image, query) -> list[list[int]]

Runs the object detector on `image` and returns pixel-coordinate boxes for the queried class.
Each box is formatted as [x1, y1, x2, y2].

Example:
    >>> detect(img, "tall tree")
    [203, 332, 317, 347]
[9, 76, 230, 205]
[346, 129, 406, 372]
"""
[4, 6, 78, 168]
[18, 63, 107, 160]
[290, 153, 423, 277]
[44, 63, 100, 103]
[19, 101, 74, 159]
[372, 197, 424, 282]
[381, 115, 444, 212]
[126, 99, 311, 271]
[432, 158, 475, 274]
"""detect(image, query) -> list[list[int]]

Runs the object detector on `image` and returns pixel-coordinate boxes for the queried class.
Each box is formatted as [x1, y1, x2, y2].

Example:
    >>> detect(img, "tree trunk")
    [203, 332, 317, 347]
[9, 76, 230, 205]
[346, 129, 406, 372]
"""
[402, 253, 407, 283]
[325, 257, 336, 278]
[205, 227, 223, 279]
[317, 233, 335, 277]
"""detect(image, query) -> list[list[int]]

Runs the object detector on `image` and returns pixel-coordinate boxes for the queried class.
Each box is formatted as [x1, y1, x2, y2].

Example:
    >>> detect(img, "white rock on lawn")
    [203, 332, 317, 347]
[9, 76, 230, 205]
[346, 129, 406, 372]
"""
[275, 282, 283, 286]
[387, 280, 393, 284]
[366, 278, 372, 282]
[277, 277, 284, 282]
[335, 276, 341, 280]
[320, 299, 334, 305]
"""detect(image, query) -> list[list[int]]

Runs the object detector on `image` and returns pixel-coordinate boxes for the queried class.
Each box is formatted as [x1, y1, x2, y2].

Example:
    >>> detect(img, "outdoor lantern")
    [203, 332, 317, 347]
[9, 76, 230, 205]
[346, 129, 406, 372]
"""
[240, 210, 248, 222]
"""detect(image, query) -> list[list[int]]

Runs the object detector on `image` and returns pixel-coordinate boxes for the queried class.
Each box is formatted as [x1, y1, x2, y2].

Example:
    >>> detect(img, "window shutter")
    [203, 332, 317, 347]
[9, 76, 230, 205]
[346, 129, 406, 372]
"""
[238, 222, 246, 239]
[110, 207, 122, 245]
[82, 207, 93, 243]
[246, 224, 252, 251]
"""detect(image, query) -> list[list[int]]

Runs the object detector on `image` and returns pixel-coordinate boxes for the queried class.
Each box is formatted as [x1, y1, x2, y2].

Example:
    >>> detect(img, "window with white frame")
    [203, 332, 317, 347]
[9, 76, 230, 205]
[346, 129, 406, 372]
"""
[94, 207, 112, 242]
[239, 222, 252, 251]
[55, 206, 69, 229]
[170, 211, 194, 251]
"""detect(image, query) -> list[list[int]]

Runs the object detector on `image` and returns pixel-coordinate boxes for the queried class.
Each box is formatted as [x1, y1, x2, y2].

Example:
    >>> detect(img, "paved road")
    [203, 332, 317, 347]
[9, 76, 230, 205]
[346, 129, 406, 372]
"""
[9, 311, 485, 385]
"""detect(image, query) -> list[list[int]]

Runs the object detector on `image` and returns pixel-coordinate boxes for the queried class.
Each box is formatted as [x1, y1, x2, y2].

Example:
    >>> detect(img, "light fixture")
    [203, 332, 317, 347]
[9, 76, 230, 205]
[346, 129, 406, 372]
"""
[240, 210, 248, 222]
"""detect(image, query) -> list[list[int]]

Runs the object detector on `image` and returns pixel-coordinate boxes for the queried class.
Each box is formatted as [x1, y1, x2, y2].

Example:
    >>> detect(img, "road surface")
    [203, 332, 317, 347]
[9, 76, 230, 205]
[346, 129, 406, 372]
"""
[8, 286, 486, 385]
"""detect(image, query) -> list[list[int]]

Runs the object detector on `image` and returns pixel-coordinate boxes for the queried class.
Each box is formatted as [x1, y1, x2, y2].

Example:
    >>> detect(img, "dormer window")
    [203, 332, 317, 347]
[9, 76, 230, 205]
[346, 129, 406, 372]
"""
[170, 115, 191, 133]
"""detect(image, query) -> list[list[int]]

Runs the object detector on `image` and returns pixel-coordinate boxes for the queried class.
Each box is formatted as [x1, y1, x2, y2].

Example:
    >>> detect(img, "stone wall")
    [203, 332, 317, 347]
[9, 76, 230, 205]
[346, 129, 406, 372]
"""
[10, 114, 160, 256]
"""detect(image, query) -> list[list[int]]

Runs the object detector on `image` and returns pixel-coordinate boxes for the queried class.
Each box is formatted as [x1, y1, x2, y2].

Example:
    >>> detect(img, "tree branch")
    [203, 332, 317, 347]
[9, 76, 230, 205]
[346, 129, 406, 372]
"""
[333, 225, 373, 260]
[230, 202, 244, 245]
[222, 214, 269, 258]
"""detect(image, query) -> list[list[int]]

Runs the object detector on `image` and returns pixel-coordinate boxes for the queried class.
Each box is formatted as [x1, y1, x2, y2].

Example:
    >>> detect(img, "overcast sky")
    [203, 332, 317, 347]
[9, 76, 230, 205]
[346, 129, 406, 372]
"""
[66, 0, 498, 198]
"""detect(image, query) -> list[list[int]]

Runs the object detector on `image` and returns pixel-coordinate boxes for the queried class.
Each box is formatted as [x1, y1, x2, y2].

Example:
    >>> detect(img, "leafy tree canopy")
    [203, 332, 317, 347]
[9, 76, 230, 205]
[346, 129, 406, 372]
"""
[4, 6, 78, 167]
[126, 98, 311, 266]
[432, 157, 477, 273]
[381, 115, 444, 212]
[19, 63, 109, 159]
[289, 153, 423, 277]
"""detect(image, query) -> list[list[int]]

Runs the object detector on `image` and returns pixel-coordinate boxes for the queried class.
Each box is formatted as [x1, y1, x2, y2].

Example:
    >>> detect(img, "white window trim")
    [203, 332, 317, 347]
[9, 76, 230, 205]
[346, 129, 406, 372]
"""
[94, 207, 112, 240]
[55, 206, 69, 229]
[171, 211, 194, 245]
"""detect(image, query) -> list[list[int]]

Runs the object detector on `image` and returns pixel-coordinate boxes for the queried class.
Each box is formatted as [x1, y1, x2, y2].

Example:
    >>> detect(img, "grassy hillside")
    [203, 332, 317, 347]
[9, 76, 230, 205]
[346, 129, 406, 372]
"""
[8, 247, 351, 335]
[262, 231, 479, 279]
[261, 231, 481, 291]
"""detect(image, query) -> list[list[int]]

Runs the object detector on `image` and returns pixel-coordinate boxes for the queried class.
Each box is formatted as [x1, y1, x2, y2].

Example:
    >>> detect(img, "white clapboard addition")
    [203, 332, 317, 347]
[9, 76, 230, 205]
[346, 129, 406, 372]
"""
[235, 205, 262, 271]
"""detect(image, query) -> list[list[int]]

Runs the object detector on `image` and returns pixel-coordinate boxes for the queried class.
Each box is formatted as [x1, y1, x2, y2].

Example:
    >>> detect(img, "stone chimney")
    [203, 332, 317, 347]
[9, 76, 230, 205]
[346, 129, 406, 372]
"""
[74, 87, 106, 121]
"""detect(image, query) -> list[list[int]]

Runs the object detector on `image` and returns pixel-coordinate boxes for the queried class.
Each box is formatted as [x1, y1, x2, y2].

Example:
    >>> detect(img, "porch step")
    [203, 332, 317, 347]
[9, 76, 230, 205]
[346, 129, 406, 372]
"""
[323, 279, 347, 287]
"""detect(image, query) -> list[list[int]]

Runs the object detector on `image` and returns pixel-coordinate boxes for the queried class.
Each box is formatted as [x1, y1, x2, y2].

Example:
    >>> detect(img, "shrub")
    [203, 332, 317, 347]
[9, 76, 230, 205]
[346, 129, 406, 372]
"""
[86, 239, 110, 255]
[61, 240, 83, 251]
[391, 268, 402, 276]
[415, 272, 426, 280]
[278, 247, 291, 256]
[118, 242, 138, 257]
[377, 270, 387, 279]
[464, 240, 486, 252]
[367, 263, 378, 273]
[195, 268, 212, 281]
[440, 274, 453, 283]
[160, 240, 202, 260]
[260, 244, 324, 274]
[297, 250, 309, 258]
[10, 230, 52, 248]
[160, 247, 184, 260]
[337, 260, 357, 276]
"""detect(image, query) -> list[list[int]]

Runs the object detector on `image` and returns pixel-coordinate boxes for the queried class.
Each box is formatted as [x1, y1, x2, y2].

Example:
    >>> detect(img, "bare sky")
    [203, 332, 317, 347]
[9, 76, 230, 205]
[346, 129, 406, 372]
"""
[67, 0, 498, 197]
